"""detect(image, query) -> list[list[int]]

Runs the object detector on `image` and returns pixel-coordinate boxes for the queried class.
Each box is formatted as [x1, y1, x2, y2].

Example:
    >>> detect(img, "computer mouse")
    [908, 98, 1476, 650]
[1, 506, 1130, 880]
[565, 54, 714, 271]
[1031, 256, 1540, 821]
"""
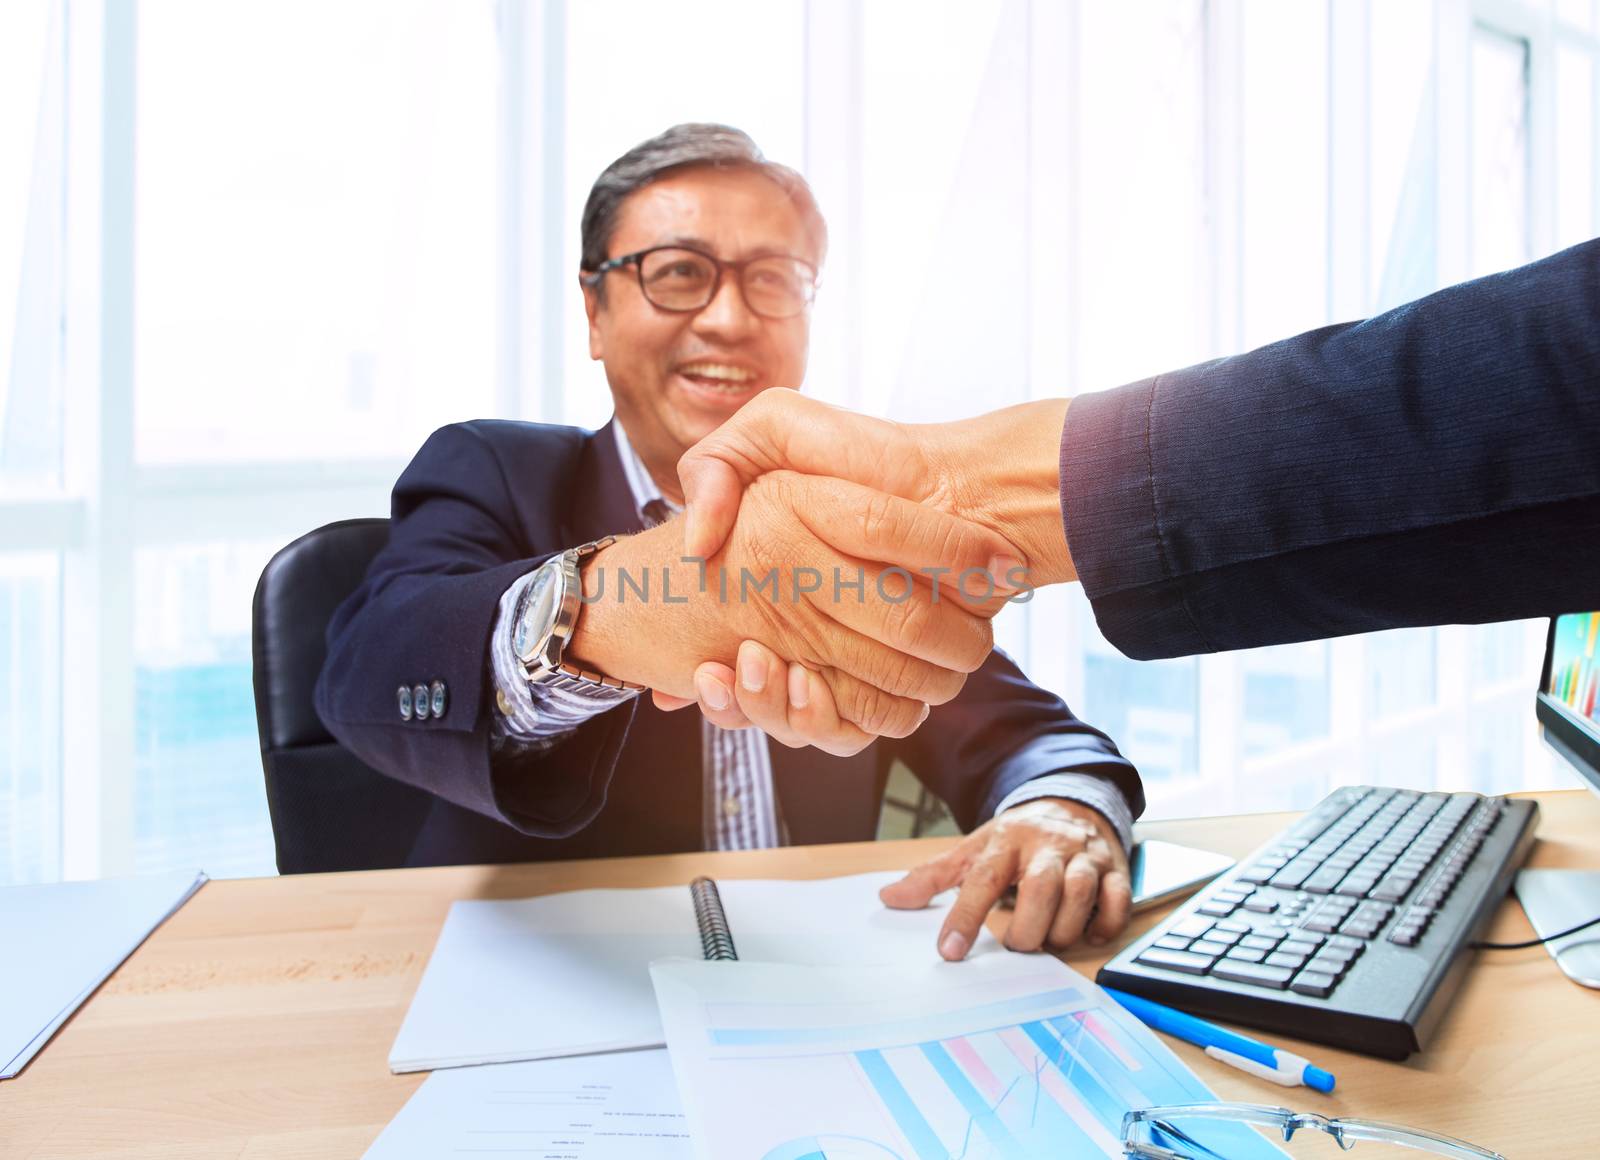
[1553, 938, 1600, 989]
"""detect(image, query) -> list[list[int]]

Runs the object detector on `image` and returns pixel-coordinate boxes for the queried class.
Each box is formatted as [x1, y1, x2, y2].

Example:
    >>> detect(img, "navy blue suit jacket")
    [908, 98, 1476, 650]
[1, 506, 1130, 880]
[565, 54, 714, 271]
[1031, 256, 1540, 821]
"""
[1064, 238, 1600, 658]
[315, 420, 1141, 865]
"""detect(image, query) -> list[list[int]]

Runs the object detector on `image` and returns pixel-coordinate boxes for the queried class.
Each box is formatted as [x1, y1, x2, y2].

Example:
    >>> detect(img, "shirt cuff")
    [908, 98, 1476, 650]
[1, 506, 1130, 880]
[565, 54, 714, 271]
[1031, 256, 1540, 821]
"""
[993, 772, 1134, 854]
[491, 567, 639, 746]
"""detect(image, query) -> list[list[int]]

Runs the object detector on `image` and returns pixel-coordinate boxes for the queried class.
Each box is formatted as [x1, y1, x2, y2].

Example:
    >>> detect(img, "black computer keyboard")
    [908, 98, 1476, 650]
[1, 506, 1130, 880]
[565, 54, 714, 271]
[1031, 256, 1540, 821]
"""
[1096, 786, 1539, 1059]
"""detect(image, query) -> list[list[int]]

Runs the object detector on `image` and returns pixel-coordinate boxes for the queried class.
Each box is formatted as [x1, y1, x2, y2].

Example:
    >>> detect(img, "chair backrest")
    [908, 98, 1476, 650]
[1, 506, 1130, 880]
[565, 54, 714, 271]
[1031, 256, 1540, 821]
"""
[251, 518, 434, 873]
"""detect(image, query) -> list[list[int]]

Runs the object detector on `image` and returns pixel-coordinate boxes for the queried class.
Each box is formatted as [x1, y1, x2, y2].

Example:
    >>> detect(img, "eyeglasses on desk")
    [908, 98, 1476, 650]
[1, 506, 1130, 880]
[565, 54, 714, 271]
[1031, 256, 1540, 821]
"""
[1122, 1102, 1506, 1159]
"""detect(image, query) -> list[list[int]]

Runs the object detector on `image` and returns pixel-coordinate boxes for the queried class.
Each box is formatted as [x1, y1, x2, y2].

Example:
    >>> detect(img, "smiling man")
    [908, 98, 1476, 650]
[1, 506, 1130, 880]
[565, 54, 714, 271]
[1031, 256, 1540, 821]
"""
[316, 124, 1145, 957]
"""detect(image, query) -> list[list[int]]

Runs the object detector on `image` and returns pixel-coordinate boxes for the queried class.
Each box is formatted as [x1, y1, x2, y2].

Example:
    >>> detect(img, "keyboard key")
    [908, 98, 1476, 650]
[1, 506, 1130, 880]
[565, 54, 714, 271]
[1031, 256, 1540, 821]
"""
[1335, 875, 1378, 897]
[1154, 935, 1193, 952]
[1225, 945, 1267, 963]
[1240, 934, 1281, 951]
[1270, 860, 1319, 890]
[1265, 950, 1309, 971]
[1278, 939, 1320, 957]
[1370, 877, 1415, 902]
[1290, 970, 1338, 998]
[1211, 961, 1294, 989]
[1169, 917, 1214, 941]
[1243, 897, 1279, 913]
[1306, 952, 1352, 977]
[1136, 948, 1214, 975]
[1326, 934, 1365, 953]
[1205, 926, 1244, 946]
[1190, 939, 1232, 958]
[1302, 866, 1347, 893]
[1215, 919, 1250, 933]
[1198, 901, 1237, 918]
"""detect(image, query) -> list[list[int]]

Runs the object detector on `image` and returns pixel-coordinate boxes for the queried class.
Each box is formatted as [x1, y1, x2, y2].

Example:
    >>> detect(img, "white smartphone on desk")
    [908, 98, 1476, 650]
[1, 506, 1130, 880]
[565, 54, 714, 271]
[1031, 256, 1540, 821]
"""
[1129, 839, 1236, 912]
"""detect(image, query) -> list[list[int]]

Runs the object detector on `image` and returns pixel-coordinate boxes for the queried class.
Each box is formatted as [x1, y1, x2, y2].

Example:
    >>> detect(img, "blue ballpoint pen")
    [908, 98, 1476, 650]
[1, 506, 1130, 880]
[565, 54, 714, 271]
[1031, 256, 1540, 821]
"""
[1103, 987, 1336, 1093]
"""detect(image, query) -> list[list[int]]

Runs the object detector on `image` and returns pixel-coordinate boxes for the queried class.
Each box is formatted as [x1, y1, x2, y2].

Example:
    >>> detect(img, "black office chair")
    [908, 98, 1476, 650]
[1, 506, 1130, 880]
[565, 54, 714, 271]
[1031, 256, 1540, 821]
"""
[251, 518, 434, 873]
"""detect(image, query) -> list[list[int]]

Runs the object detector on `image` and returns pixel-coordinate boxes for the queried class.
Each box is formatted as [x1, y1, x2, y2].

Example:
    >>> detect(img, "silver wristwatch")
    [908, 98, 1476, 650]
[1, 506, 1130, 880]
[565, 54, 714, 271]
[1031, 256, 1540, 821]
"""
[514, 536, 644, 693]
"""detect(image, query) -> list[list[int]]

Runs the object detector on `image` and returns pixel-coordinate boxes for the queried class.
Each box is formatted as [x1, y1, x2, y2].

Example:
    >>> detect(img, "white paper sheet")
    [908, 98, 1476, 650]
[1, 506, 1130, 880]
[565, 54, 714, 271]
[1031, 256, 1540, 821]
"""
[389, 870, 1003, 1072]
[650, 955, 1290, 1160]
[0, 869, 207, 1078]
[363, 1049, 692, 1159]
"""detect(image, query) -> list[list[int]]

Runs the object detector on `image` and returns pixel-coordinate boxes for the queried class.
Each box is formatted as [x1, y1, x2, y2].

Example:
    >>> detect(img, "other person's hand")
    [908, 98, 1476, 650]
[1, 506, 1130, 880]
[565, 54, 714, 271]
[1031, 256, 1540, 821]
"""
[676, 389, 1076, 588]
[878, 797, 1131, 959]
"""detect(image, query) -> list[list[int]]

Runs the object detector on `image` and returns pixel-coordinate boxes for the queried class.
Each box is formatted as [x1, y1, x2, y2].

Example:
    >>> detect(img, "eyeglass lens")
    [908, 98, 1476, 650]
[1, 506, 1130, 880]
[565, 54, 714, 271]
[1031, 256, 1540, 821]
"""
[637, 248, 812, 318]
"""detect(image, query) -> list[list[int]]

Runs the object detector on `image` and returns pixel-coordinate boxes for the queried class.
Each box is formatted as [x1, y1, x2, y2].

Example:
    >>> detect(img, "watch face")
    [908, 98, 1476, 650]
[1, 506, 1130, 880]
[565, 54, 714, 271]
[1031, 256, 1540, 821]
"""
[515, 563, 563, 663]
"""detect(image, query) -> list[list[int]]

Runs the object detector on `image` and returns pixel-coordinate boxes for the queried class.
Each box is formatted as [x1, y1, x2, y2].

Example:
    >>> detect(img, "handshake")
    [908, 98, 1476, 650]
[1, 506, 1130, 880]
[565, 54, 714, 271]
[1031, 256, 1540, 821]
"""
[566, 391, 1076, 754]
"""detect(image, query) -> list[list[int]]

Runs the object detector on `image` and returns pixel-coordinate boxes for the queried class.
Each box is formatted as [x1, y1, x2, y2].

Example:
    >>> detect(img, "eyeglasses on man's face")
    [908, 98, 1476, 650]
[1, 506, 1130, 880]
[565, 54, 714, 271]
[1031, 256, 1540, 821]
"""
[582, 245, 818, 320]
[1122, 1103, 1506, 1159]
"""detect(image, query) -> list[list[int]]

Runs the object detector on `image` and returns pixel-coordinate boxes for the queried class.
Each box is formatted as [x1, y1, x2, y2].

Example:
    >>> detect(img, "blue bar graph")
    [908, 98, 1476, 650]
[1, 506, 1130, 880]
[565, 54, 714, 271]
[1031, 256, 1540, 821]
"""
[854, 1049, 945, 1160]
[677, 963, 1290, 1160]
[835, 1015, 1286, 1158]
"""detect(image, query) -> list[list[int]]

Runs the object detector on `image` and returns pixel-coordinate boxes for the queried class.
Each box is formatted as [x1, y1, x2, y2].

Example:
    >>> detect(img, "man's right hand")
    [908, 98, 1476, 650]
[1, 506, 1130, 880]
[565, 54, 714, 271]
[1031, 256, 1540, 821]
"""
[566, 469, 1021, 741]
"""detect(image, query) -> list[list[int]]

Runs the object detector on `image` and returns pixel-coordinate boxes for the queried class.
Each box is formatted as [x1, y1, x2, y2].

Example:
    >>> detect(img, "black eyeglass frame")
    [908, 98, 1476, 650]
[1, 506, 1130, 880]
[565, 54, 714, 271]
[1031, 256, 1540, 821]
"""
[581, 244, 820, 319]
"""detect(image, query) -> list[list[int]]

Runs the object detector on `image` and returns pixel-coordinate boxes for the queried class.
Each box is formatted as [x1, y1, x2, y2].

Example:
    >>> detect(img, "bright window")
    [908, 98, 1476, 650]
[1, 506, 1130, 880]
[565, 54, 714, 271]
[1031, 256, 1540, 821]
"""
[0, 553, 61, 886]
[134, 0, 500, 464]
[1557, 45, 1596, 249]
[0, 0, 63, 491]
[133, 541, 280, 877]
[1470, 28, 1531, 277]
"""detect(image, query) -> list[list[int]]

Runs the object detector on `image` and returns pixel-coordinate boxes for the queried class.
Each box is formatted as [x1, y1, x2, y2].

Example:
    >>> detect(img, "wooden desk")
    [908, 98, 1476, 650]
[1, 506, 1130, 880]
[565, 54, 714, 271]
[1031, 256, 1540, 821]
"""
[4, 790, 1597, 1158]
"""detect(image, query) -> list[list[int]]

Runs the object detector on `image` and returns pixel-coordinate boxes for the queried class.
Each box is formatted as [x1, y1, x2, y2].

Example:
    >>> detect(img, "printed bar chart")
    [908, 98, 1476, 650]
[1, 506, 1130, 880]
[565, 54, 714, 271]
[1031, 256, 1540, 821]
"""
[652, 956, 1288, 1160]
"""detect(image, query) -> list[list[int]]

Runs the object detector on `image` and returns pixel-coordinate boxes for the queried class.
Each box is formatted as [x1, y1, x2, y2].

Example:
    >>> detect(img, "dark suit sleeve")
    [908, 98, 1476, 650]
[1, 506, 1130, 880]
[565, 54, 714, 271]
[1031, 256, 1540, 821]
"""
[1062, 238, 1600, 660]
[313, 422, 635, 837]
[884, 647, 1144, 834]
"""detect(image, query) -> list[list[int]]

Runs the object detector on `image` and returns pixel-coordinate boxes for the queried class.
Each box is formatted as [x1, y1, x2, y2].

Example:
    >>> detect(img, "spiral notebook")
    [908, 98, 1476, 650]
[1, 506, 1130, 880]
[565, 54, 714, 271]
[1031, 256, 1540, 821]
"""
[688, 877, 738, 960]
[389, 869, 1003, 1072]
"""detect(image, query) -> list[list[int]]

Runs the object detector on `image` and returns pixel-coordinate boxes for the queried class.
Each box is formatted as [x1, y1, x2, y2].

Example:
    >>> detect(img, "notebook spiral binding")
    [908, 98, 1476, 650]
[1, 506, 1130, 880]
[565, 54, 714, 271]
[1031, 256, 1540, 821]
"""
[689, 876, 739, 961]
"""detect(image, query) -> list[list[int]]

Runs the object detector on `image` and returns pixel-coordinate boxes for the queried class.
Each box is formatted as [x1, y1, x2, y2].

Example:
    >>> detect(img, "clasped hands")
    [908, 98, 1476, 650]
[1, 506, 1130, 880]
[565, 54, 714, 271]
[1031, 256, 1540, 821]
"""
[565, 390, 1126, 954]
[571, 389, 1074, 751]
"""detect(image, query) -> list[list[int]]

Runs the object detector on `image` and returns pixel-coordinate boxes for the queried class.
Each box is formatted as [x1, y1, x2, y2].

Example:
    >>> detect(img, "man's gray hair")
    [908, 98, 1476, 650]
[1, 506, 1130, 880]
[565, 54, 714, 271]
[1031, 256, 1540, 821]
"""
[580, 122, 827, 280]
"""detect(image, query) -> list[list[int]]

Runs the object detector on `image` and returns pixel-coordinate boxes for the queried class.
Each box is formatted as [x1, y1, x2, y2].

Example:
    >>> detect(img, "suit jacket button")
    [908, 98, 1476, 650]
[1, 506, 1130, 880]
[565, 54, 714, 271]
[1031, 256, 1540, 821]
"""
[412, 683, 431, 721]
[397, 685, 413, 721]
[430, 679, 448, 719]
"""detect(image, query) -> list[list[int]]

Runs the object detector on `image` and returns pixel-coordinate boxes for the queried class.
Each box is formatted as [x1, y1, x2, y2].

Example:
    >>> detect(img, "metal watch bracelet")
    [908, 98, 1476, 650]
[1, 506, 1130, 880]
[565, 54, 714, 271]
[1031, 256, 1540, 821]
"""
[523, 535, 646, 694]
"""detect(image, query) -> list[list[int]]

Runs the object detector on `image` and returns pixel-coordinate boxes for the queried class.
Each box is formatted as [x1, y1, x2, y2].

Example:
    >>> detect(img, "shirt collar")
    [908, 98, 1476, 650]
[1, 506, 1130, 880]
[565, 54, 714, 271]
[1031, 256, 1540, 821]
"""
[611, 420, 683, 522]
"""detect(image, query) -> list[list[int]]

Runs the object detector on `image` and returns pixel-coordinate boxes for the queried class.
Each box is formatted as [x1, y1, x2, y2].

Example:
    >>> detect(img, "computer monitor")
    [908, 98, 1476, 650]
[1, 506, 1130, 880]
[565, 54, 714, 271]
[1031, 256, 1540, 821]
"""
[1536, 611, 1600, 795]
[1519, 612, 1600, 987]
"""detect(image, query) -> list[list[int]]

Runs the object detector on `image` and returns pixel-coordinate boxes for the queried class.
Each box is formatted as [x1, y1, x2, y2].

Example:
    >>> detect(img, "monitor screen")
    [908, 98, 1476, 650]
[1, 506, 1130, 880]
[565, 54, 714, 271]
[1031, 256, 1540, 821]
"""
[1538, 612, 1600, 790]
